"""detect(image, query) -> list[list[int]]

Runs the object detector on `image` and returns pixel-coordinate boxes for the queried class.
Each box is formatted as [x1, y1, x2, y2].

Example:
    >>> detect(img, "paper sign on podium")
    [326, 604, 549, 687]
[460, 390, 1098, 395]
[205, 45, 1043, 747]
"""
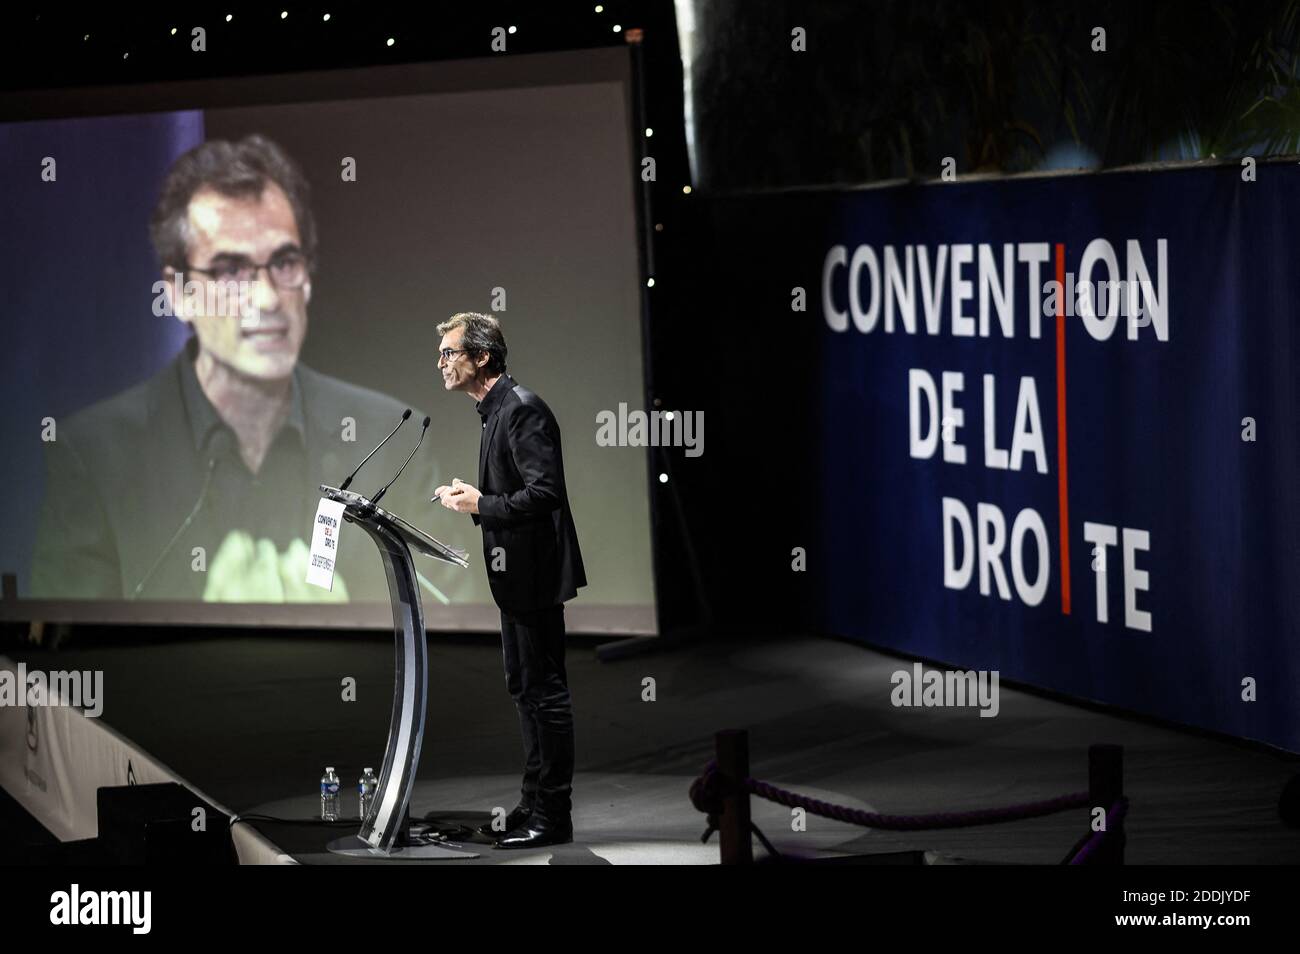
[306, 497, 348, 590]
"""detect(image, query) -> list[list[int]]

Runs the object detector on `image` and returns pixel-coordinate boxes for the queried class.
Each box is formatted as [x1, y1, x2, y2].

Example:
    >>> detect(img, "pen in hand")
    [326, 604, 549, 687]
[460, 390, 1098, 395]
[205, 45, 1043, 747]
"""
[432, 478, 464, 504]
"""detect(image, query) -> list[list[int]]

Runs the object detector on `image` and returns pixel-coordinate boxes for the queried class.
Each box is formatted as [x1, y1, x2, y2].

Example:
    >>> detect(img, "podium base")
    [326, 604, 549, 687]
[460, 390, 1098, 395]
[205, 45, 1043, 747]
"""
[326, 834, 479, 860]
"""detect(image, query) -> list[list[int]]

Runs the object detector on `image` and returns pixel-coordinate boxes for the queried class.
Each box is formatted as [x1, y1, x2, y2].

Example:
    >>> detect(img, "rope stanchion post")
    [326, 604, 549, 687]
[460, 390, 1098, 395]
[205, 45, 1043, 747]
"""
[716, 729, 753, 865]
[1088, 744, 1125, 864]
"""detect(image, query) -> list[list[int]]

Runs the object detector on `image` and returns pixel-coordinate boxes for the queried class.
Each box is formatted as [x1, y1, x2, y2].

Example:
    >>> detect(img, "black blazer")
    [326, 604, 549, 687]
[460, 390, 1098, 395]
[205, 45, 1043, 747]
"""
[471, 375, 586, 614]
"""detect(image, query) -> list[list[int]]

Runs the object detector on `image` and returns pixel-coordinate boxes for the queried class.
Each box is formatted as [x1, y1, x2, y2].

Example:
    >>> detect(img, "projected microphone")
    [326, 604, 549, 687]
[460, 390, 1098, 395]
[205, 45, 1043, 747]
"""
[131, 430, 233, 600]
[340, 408, 411, 491]
[371, 416, 430, 507]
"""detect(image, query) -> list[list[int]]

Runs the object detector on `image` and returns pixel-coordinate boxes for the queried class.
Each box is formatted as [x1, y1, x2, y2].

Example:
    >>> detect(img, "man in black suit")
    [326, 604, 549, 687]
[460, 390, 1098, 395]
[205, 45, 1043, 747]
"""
[433, 311, 586, 849]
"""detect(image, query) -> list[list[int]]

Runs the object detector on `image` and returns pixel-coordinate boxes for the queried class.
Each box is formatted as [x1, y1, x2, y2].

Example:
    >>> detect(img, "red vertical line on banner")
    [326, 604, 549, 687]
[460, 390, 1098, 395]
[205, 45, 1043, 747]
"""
[1055, 242, 1072, 615]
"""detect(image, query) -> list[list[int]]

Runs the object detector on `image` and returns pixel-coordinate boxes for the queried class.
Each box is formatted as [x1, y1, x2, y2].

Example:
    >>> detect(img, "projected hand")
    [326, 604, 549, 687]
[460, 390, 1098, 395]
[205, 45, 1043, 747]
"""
[203, 530, 349, 602]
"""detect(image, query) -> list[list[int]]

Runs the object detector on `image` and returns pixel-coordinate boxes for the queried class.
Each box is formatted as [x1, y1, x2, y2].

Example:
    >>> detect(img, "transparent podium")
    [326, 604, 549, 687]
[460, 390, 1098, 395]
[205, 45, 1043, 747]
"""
[317, 484, 477, 860]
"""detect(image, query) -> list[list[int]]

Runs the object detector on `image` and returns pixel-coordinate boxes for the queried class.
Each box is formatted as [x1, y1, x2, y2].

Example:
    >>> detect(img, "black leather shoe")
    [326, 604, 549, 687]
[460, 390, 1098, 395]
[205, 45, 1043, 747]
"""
[493, 817, 573, 850]
[476, 803, 534, 838]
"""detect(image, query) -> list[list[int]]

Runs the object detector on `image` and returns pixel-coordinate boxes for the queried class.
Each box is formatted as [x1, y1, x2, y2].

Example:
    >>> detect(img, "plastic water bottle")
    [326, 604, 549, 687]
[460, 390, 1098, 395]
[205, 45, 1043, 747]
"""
[358, 767, 377, 820]
[320, 766, 341, 821]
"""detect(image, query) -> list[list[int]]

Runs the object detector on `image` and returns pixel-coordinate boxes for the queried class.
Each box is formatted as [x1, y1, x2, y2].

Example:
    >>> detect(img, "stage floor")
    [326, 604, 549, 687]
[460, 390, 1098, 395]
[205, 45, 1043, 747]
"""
[4, 630, 1299, 864]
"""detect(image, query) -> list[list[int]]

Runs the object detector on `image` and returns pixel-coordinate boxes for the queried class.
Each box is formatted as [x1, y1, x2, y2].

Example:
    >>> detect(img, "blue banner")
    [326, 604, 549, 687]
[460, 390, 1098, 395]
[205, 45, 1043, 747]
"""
[812, 163, 1299, 752]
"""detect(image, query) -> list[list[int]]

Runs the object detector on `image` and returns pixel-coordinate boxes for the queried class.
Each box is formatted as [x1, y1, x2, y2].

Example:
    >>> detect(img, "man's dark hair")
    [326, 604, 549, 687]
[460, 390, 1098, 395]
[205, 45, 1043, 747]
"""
[438, 312, 508, 375]
[149, 133, 318, 271]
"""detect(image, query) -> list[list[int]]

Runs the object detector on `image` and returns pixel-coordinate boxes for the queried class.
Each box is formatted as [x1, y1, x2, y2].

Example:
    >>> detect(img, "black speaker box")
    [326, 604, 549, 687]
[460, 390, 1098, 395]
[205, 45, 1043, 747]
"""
[96, 782, 235, 865]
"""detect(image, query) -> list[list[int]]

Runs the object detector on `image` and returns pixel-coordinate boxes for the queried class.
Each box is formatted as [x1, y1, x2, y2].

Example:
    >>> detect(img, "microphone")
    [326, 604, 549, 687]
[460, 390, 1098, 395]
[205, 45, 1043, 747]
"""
[340, 408, 411, 491]
[131, 429, 233, 599]
[371, 415, 430, 507]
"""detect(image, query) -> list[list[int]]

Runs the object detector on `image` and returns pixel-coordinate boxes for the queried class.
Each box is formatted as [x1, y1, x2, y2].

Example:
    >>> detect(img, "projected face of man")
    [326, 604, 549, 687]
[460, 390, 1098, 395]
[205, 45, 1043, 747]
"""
[169, 181, 310, 382]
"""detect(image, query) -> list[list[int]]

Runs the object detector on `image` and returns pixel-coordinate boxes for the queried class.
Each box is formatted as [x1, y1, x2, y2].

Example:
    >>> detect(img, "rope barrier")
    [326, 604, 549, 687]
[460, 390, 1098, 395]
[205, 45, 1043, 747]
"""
[692, 733, 1127, 864]
[692, 759, 1093, 832]
[1065, 797, 1129, 865]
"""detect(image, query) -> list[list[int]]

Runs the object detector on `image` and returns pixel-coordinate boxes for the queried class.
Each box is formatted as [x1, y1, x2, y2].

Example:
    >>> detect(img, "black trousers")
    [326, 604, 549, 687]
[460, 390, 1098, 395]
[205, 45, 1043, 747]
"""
[499, 603, 574, 822]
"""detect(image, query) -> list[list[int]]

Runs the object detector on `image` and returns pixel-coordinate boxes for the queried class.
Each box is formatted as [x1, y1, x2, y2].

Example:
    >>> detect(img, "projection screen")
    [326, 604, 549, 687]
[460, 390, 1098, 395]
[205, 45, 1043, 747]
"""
[0, 48, 657, 634]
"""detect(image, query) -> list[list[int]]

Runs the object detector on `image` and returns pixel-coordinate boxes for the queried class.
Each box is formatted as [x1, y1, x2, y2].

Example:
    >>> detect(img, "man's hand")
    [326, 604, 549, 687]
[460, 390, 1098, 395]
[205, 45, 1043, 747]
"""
[438, 477, 481, 515]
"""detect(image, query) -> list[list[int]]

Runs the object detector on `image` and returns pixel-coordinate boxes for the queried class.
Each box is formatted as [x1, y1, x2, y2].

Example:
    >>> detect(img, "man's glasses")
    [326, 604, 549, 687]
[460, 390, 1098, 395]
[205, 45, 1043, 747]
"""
[438, 348, 469, 362]
[184, 251, 309, 289]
